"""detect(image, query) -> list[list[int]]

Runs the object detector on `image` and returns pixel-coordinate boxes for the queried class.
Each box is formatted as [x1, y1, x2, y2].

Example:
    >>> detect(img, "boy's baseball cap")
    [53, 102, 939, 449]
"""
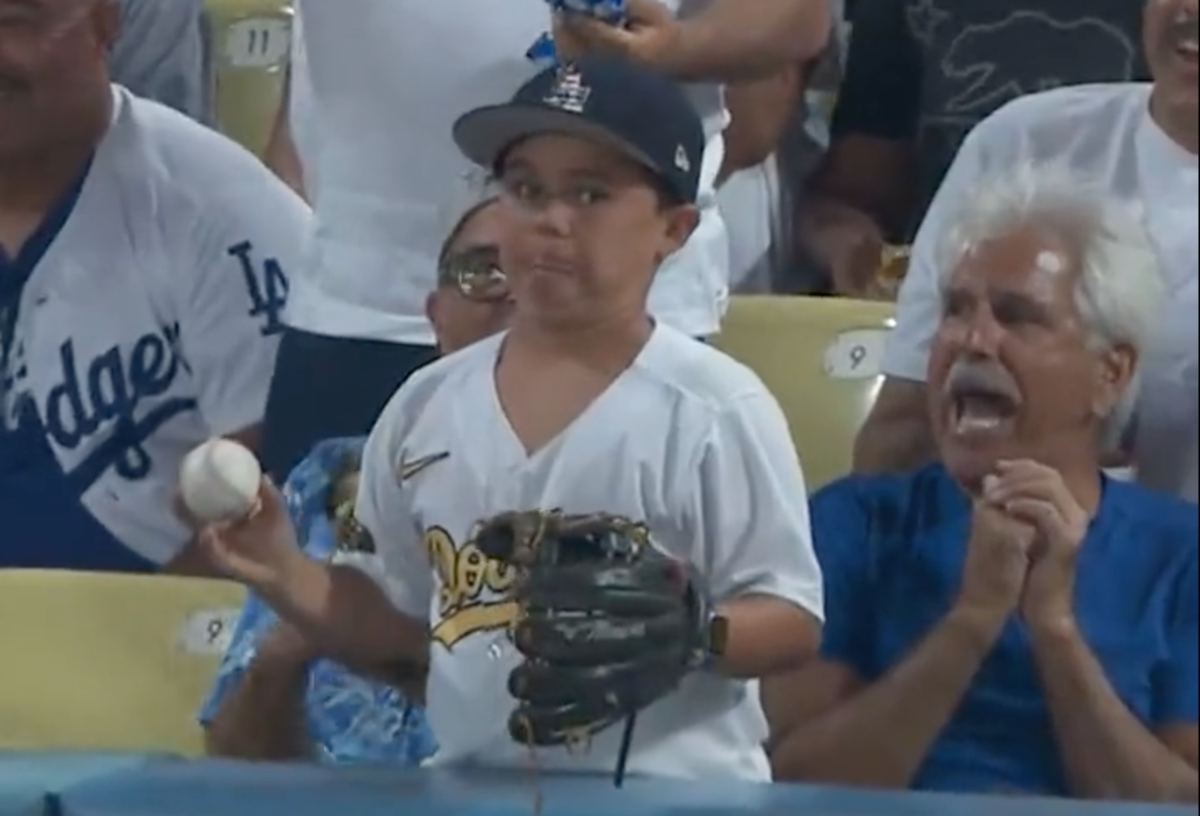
[453, 55, 704, 204]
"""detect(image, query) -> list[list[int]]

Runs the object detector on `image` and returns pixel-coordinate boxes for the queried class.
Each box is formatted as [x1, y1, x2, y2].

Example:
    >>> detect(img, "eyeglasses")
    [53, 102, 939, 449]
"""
[438, 246, 509, 302]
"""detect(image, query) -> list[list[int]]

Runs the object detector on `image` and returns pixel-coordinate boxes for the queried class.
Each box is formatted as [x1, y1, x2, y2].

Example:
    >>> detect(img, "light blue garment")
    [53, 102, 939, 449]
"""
[198, 438, 437, 766]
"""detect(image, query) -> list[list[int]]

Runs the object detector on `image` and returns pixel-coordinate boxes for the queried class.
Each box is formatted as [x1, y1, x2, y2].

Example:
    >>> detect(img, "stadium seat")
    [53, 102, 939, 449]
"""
[205, 0, 293, 156]
[712, 295, 895, 490]
[0, 571, 245, 756]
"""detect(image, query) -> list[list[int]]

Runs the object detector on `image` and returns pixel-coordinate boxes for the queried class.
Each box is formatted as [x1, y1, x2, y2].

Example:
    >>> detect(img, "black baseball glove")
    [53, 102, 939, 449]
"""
[475, 510, 715, 748]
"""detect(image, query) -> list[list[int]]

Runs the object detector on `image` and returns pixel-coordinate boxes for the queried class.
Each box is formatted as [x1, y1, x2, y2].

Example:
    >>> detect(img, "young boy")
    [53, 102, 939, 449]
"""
[197, 56, 824, 781]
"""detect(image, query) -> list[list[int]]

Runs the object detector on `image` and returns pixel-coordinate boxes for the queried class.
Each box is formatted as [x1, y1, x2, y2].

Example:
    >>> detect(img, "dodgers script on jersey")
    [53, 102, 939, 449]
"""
[354, 326, 824, 780]
[0, 87, 310, 567]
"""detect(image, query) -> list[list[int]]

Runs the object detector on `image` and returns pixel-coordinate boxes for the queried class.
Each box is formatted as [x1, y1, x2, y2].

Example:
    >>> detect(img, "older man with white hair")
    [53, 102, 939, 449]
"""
[851, 0, 1198, 503]
[766, 165, 1199, 801]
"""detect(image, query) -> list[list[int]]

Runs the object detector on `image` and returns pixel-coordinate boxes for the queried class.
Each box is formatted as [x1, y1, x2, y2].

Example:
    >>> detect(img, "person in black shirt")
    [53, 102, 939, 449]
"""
[799, 0, 1147, 297]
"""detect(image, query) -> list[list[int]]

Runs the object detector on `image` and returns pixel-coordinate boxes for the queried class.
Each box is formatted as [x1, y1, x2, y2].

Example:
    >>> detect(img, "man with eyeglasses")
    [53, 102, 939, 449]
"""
[199, 198, 511, 764]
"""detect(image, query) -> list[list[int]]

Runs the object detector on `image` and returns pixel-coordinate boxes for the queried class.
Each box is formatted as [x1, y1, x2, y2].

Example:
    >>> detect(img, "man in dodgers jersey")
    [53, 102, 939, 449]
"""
[259, 0, 829, 480]
[0, 0, 309, 570]
[853, 0, 1199, 502]
[197, 57, 824, 780]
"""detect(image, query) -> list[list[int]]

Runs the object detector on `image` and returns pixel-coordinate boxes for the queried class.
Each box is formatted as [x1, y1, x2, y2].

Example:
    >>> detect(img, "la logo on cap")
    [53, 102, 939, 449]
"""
[543, 63, 591, 114]
[674, 145, 690, 172]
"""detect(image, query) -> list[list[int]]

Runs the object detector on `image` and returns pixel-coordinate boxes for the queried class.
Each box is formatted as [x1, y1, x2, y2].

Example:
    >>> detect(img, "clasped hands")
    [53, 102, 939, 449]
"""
[959, 459, 1092, 635]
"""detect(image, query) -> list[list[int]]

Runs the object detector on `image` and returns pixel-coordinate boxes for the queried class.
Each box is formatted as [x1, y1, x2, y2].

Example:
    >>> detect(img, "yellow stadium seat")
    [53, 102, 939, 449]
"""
[205, 0, 293, 156]
[0, 571, 246, 756]
[712, 295, 895, 490]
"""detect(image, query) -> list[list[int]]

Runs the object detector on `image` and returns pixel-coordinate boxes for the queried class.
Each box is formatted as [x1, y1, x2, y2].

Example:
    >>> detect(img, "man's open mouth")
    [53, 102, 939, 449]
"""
[1170, 19, 1199, 61]
[949, 385, 1021, 438]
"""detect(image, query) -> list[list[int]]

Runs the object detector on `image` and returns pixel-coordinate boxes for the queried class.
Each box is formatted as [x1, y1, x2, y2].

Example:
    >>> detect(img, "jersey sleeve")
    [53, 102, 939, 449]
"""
[177, 173, 311, 437]
[353, 393, 433, 621]
[881, 110, 1014, 382]
[829, 0, 922, 143]
[1154, 542, 1199, 725]
[809, 476, 879, 679]
[689, 390, 824, 622]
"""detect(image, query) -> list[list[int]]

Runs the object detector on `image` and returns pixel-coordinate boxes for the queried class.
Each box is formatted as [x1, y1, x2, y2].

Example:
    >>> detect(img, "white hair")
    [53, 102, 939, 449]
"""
[936, 162, 1166, 448]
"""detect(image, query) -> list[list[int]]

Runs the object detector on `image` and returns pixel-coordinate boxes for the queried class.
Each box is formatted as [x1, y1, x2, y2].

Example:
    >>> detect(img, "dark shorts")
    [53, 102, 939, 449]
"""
[259, 326, 438, 480]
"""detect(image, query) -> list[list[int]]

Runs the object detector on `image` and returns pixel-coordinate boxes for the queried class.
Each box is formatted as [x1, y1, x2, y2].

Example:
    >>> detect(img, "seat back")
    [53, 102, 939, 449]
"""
[204, 0, 293, 156]
[0, 571, 245, 756]
[712, 295, 894, 490]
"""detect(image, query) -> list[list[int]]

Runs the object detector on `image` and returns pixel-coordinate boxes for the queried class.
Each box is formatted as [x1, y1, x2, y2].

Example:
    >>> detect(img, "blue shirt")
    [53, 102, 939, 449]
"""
[811, 463, 1199, 796]
[198, 438, 437, 765]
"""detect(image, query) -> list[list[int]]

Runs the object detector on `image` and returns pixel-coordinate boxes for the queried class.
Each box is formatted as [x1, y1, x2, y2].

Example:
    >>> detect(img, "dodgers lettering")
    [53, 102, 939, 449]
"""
[427, 525, 518, 648]
[42, 323, 196, 490]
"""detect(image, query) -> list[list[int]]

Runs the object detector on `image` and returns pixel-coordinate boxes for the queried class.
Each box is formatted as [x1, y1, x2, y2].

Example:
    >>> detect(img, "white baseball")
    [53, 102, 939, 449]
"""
[179, 438, 263, 524]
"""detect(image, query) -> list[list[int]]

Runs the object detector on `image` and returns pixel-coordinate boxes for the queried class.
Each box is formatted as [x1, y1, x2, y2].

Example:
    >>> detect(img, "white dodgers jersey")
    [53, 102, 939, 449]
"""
[356, 326, 824, 780]
[1, 87, 311, 565]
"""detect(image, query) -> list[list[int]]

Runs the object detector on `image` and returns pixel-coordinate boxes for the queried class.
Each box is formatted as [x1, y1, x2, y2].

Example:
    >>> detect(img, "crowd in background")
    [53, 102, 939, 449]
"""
[1, 0, 1197, 804]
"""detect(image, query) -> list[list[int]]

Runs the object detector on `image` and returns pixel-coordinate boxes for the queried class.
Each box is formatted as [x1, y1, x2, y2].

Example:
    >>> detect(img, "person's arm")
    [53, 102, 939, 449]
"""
[719, 66, 803, 183]
[1030, 548, 1199, 802]
[263, 67, 307, 200]
[252, 397, 437, 670]
[689, 389, 825, 678]
[798, 0, 919, 295]
[850, 378, 934, 474]
[107, 0, 212, 124]
[564, 0, 829, 82]
[665, 0, 831, 82]
[266, 2, 309, 199]
[203, 621, 316, 761]
[767, 478, 1004, 786]
[806, 0, 920, 235]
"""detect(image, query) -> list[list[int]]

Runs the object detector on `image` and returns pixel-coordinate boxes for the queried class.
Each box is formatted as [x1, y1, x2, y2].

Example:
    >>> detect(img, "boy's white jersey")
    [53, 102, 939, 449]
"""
[1, 87, 311, 564]
[355, 326, 824, 780]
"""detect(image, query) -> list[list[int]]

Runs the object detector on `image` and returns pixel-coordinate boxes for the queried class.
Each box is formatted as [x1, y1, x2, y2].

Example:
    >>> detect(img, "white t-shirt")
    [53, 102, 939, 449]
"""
[355, 326, 824, 779]
[719, 155, 785, 292]
[286, 7, 320, 201]
[2, 88, 311, 563]
[284, 0, 730, 344]
[884, 83, 1199, 503]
